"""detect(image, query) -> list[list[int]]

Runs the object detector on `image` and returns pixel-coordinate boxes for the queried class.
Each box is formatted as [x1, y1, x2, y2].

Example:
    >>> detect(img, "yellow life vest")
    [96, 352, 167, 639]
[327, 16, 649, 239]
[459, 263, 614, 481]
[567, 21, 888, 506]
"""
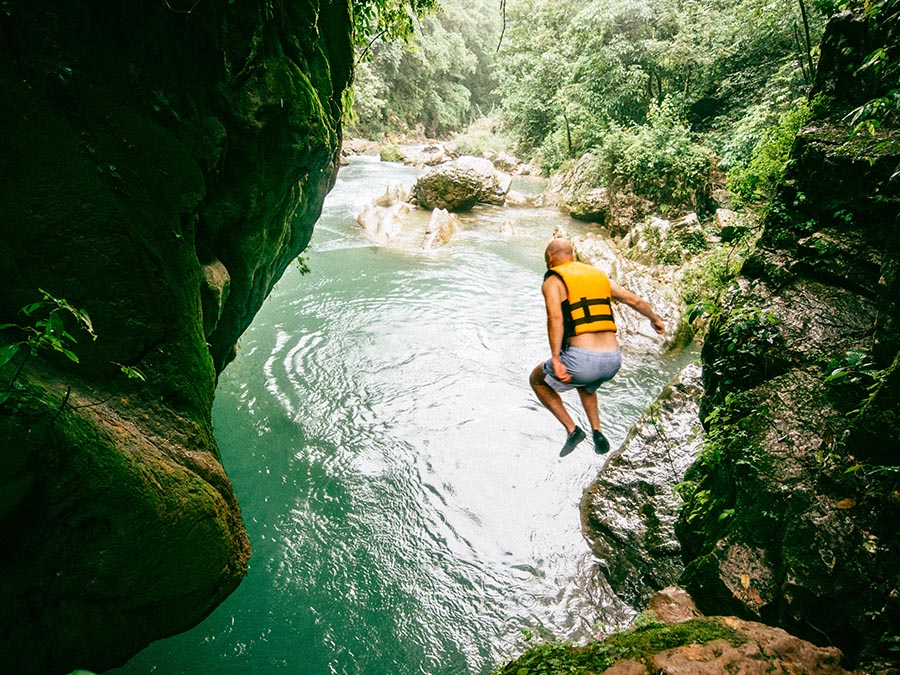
[546, 260, 617, 336]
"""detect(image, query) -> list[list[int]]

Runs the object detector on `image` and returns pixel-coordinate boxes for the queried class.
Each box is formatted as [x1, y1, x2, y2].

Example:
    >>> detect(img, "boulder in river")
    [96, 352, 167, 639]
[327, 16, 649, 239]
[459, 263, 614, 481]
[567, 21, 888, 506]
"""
[403, 143, 454, 167]
[482, 149, 520, 173]
[422, 208, 460, 250]
[504, 189, 541, 208]
[411, 156, 512, 211]
[373, 180, 412, 207]
[357, 202, 412, 243]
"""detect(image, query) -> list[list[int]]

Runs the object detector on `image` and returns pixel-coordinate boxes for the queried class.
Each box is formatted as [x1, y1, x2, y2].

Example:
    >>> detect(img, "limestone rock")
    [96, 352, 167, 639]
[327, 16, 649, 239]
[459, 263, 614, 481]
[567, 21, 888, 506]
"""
[568, 187, 611, 224]
[543, 154, 652, 235]
[372, 180, 412, 207]
[498, 587, 853, 675]
[422, 208, 460, 249]
[714, 208, 750, 243]
[674, 9, 900, 668]
[634, 616, 849, 674]
[504, 189, 540, 207]
[483, 149, 521, 173]
[403, 143, 453, 167]
[644, 586, 703, 624]
[342, 138, 381, 156]
[581, 364, 705, 606]
[412, 155, 512, 211]
[358, 202, 412, 243]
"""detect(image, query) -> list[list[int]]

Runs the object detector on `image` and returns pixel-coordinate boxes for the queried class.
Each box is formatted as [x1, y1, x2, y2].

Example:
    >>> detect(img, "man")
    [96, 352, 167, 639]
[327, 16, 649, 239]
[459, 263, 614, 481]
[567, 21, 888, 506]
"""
[529, 239, 666, 457]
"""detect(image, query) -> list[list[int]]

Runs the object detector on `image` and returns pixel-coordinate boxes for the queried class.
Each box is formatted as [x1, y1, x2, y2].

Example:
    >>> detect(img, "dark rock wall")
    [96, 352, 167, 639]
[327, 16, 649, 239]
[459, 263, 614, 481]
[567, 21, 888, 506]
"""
[674, 7, 900, 668]
[0, 1, 352, 672]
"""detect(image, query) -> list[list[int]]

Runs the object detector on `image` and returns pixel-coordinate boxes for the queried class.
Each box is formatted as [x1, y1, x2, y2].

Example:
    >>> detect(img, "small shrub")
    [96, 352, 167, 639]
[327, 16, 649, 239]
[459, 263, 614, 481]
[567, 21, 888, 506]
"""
[0, 290, 97, 406]
[701, 302, 789, 414]
[379, 144, 404, 163]
[596, 97, 714, 214]
[680, 222, 758, 322]
[726, 98, 812, 205]
[449, 119, 516, 158]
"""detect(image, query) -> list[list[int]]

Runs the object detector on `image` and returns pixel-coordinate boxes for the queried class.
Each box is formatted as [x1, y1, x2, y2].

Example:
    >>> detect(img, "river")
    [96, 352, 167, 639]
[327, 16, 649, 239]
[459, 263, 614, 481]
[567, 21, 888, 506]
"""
[110, 156, 694, 675]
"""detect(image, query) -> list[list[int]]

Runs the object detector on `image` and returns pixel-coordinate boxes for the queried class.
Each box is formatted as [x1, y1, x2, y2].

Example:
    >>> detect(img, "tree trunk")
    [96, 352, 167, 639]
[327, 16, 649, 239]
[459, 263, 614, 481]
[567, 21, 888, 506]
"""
[798, 0, 816, 82]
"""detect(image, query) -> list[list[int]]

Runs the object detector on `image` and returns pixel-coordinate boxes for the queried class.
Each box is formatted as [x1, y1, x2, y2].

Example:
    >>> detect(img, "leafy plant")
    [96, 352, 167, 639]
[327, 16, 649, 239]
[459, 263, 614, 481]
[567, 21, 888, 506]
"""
[706, 304, 787, 401]
[351, 0, 440, 51]
[726, 98, 812, 204]
[823, 349, 881, 386]
[0, 289, 96, 396]
[598, 97, 715, 214]
[681, 224, 759, 330]
[295, 253, 312, 275]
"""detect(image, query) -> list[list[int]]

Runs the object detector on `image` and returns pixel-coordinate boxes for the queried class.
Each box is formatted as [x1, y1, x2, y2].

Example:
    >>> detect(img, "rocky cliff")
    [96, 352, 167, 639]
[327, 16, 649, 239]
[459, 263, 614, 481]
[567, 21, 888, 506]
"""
[0, 1, 352, 672]
[674, 7, 900, 670]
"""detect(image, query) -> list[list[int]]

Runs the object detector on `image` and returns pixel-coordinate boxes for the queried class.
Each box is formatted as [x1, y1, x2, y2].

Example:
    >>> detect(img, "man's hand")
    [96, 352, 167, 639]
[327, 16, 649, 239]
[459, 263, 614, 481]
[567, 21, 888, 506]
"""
[552, 357, 572, 383]
[650, 317, 665, 334]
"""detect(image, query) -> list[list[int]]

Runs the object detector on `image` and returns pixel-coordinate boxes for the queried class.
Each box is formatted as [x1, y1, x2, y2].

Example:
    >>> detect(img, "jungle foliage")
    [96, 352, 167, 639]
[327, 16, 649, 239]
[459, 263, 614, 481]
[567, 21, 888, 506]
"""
[494, 0, 833, 175]
[349, 0, 895, 208]
[348, 0, 501, 137]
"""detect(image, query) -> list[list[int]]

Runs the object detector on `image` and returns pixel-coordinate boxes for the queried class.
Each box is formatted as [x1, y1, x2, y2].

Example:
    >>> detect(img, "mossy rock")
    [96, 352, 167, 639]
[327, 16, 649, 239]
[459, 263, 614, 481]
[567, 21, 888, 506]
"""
[494, 614, 850, 674]
[0, 0, 353, 671]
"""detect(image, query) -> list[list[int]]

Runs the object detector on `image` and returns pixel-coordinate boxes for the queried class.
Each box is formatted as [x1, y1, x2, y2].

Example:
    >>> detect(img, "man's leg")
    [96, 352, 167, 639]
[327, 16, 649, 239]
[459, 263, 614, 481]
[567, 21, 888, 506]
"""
[576, 386, 610, 454]
[576, 387, 600, 431]
[530, 364, 586, 456]
[530, 364, 577, 432]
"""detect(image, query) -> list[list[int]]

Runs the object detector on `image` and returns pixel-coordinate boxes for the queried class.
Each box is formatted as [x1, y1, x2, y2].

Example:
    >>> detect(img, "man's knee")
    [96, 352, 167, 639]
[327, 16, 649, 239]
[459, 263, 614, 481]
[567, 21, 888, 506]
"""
[529, 364, 545, 389]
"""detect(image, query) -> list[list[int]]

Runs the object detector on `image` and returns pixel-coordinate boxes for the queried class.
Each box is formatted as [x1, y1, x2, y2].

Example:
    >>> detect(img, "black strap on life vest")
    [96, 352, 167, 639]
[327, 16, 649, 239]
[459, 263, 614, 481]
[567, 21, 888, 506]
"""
[569, 296, 613, 327]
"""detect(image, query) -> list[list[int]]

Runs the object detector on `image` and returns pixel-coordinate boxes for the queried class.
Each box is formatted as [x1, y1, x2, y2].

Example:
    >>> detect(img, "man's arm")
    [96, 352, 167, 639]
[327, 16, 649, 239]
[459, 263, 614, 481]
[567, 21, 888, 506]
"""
[610, 281, 666, 334]
[542, 276, 572, 382]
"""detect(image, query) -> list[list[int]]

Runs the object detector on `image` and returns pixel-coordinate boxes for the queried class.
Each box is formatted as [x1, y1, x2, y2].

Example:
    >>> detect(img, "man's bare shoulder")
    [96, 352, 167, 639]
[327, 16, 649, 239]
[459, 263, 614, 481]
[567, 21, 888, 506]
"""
[542, 272, 566, 299]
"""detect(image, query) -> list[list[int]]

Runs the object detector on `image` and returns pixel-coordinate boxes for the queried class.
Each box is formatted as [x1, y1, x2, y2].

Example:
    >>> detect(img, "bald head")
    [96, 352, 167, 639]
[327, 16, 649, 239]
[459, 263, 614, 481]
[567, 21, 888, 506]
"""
[544, 238, 574, 268]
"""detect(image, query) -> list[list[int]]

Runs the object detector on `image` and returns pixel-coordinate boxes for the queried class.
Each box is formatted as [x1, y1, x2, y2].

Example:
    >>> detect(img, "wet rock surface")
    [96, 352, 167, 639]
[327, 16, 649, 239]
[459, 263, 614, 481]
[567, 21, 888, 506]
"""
[0, 1, 352, 672]
[412, 155, 512, 211]
[497, 587, 856, 675]
[581, 364, 704, 607]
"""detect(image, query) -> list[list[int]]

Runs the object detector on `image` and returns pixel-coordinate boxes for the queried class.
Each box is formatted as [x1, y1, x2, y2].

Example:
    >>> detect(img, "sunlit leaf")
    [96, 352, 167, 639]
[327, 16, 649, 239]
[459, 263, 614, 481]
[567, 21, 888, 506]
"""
[0, 343, 21, 369]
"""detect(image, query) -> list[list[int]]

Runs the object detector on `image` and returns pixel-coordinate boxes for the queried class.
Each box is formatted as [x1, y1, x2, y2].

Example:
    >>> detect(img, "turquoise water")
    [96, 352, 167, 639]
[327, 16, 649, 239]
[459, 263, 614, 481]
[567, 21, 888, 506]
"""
[110, 157, 692, 675]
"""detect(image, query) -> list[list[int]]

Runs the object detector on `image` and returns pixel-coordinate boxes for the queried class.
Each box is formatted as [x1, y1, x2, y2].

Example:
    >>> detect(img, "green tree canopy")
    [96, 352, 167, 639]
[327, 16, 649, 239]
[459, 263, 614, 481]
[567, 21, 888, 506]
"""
[495, 0, 828, 172]
[348, 0, 501, 137]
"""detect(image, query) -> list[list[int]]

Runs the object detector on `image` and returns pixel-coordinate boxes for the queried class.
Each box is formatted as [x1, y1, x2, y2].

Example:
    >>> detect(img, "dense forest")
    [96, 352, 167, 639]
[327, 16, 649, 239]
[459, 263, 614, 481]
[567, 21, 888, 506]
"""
[348, 0, 894, 210]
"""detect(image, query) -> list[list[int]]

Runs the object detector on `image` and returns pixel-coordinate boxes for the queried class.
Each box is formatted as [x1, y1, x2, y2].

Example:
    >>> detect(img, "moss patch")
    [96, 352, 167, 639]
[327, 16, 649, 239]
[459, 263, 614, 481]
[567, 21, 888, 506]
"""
[493, 618, 746, 675]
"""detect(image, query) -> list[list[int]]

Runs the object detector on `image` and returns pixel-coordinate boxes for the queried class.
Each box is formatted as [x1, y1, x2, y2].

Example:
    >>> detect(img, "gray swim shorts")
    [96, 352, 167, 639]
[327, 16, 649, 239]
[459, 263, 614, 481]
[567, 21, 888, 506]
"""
[542, 347, 622, 394]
